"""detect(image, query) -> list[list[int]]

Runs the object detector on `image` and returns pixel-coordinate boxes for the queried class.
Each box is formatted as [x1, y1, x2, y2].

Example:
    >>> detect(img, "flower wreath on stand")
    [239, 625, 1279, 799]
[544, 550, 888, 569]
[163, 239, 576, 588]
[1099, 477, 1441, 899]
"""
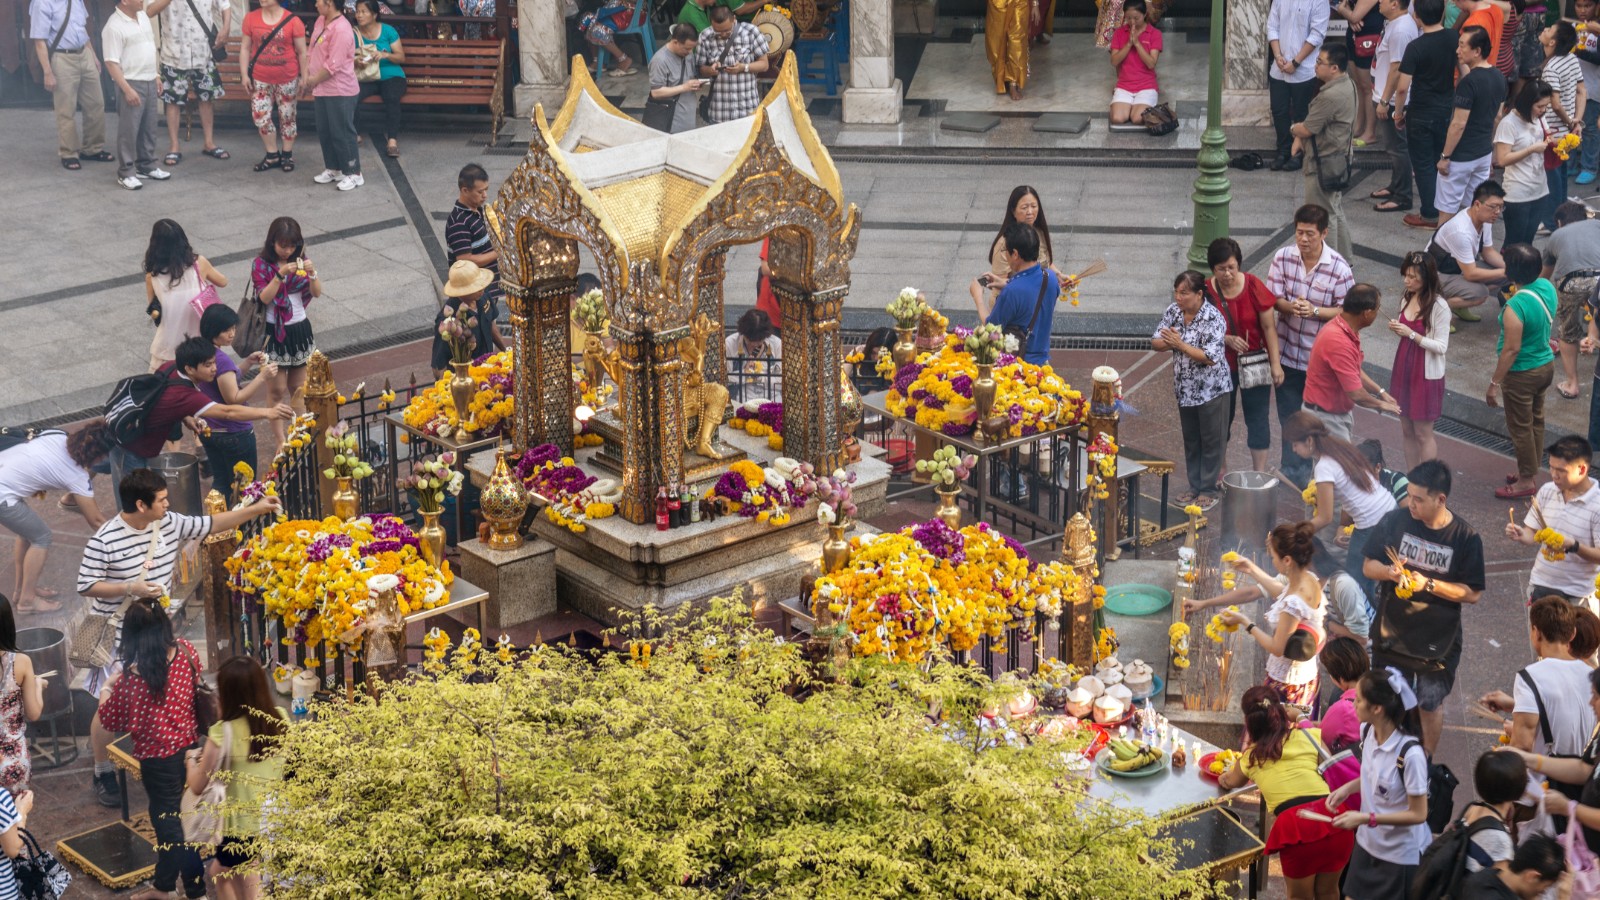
[884, 335, 1087, 438]
[516, 443, 619, 533]
[402, 351, 515, 440]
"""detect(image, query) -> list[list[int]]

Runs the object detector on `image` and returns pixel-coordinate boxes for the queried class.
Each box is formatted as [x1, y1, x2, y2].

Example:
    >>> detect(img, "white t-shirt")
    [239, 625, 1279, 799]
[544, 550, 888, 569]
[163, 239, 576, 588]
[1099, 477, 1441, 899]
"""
[1514, 658, 1597, 756]
[1494, 113, 1552, 204]
[1373, 13, 1419, 104]
[1429, 209, 1495, 269]
[1314, 456, 1396, 529]
[76, 512, 211, 615]
[1356, 727, 1433, 865]
[100, 8, 157, 82]
[0, 434, 93, 506]
[266, 288, 308, 326]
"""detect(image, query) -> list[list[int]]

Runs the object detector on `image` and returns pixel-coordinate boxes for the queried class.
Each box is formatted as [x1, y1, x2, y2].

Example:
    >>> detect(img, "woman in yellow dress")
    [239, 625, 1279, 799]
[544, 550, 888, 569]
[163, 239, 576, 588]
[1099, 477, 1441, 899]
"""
[986, 0, 1030, 100]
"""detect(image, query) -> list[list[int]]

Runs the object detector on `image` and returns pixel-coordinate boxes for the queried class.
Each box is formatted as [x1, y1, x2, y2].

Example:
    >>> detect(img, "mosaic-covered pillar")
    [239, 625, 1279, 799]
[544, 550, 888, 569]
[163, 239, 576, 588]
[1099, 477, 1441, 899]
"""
[613, 325, 688, 524]
[526, 277, 577, 456]
[775, 281, 846, 474]
[694, 248, 728, 389]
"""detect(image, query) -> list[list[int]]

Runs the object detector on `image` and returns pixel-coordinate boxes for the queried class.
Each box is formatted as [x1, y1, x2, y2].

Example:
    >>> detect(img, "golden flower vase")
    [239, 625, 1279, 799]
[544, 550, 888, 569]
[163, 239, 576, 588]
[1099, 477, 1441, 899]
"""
[417, 510, 447, 568]
[821, 521, 852, 575]
[332, 476, 359, 522]
[972, 363, 997, 443]
[891, 327, 917, 376]
[935, 488, 961, 531]
[448, 362, 475, 436]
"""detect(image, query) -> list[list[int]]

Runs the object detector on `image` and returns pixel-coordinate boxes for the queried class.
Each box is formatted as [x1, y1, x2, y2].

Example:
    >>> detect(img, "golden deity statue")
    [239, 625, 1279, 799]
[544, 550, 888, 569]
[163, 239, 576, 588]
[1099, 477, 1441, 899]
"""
[681, 314, 730, 460]
[582, 333, 620, 398]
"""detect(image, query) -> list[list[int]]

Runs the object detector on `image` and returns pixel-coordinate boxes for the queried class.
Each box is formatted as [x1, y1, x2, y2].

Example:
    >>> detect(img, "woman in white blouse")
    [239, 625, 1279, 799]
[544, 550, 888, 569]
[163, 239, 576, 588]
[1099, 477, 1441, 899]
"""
[1386, 252, 1451, 468]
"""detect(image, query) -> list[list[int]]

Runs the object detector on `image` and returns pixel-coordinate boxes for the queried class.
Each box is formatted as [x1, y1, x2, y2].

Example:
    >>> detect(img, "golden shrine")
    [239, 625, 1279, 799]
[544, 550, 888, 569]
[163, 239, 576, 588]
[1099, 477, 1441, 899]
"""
[484, 56, 861, 525]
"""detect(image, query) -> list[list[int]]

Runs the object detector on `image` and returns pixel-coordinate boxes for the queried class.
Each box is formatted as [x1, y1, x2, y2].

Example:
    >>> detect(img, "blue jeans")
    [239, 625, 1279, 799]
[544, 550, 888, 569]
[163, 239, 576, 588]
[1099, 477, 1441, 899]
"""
[108, 445, 150, 512]
[199, 429, 258, 506]
[1581, 98, 1599, 175]
[1405, 105, 1450, 219]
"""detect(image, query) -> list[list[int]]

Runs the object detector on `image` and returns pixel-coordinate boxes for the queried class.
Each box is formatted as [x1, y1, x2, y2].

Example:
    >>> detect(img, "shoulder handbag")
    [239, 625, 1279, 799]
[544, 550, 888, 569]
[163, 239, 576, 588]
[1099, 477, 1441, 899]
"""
[698, 35, 736, 124]
[643, 53, 687, 131]
[188, 642, 220, 737]
[1207, 279, 1272, 389]
[183, 0, 227, 64]
[1561, 801, 1600, 899]
[66, 528, 160, 670]
[354, 31, 382, 82]
[1308, 77, 1358, 193]
[1001, 269, 1053, 348]
[10, 827, 70, 900]
[246, 11, 294, 83]
[1141, 102, 1179, 136]
[180, 714, 230, 846]
[188, 264, 221, 320]
[232, 274, 270, 358]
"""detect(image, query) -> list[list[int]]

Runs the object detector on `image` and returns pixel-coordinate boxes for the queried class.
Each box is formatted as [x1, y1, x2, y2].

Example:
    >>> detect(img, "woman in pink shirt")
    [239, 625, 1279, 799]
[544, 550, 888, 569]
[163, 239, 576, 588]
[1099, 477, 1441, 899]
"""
[301, 0, 361, 191]
[1108, 0, 1162, 124]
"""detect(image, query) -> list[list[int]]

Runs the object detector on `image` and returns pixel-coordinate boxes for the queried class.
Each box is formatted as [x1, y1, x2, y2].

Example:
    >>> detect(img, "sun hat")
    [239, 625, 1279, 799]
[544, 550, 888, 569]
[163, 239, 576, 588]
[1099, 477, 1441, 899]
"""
[443, 260, 495, 298]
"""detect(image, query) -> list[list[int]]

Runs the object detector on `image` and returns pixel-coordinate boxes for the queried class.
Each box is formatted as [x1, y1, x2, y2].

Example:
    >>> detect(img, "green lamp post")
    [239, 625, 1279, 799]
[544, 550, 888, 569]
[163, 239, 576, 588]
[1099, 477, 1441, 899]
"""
[1186, 0, 1232, 269]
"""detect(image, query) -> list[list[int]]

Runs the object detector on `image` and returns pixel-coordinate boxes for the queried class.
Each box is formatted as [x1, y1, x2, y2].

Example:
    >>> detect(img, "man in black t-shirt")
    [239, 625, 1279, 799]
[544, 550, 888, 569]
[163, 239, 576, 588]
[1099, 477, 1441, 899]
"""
[1393, 0, 1460, 227]
[1363, 459, 1486, 755]
[1436, 25, 1507, 219]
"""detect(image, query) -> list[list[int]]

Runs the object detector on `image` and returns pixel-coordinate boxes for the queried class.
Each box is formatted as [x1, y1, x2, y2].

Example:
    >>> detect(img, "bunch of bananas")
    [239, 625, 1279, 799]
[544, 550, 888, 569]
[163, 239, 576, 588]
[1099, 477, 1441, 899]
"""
[1106, 739, 1163, 772]
[1208, 749, 1242, 775]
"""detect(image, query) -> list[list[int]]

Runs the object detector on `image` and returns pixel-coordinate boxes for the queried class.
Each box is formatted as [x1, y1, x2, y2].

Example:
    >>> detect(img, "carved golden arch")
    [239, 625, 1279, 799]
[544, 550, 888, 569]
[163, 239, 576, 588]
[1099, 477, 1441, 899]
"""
[483, 55, 861, 523]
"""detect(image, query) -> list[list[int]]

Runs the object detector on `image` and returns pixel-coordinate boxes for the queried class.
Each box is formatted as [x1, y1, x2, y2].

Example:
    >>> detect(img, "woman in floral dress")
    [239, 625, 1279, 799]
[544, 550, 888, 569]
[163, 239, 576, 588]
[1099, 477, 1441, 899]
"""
[1151, 270, 1233, 509]
[0, 595, 47, 797]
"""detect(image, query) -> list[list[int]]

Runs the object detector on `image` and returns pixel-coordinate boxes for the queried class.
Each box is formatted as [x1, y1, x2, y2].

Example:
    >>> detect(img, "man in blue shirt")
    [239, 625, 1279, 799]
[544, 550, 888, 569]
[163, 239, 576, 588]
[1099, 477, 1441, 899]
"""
[984, 222, 1059, 366]
[30, 0, 112, 169]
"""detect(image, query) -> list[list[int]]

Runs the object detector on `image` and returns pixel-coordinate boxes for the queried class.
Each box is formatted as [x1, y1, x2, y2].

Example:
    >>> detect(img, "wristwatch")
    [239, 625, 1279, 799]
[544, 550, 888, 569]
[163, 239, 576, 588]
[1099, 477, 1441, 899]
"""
[1423, 578, 1437, 594]
[1244, 622, 1256, 634]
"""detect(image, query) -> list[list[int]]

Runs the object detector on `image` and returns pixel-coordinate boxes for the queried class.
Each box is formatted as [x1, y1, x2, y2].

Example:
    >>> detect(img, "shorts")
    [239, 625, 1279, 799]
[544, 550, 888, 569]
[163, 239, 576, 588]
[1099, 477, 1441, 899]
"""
[1558, 272, 1600, 341]
[1438, 271, 1505, 305]
[1435, 153, 1493, 213]
[1341, 844, 1415, 897]
[1112, 87, 1159, 107]
[215, 835, 254, 869]
[0, 501, 51, 547]
[1382, 641, 1461, 712]
[583, 21, 616, 45]
[158, 63, 225, 105]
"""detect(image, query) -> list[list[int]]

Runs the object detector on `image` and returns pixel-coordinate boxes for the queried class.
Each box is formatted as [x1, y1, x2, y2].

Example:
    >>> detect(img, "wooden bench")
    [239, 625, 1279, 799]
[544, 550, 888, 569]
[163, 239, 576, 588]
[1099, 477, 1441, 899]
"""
[214, 31, 506, 142]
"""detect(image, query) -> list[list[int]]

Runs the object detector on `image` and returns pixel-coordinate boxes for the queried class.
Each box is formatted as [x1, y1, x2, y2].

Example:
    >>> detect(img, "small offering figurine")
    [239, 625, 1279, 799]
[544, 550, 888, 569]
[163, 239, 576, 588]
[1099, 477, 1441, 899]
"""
[1171, 743, 1187, 768]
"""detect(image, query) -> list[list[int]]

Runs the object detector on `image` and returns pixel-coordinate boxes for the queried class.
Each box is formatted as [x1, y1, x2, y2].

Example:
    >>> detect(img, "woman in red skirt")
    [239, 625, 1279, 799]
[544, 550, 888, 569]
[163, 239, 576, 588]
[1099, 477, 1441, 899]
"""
[1219, 685, 1355, 900]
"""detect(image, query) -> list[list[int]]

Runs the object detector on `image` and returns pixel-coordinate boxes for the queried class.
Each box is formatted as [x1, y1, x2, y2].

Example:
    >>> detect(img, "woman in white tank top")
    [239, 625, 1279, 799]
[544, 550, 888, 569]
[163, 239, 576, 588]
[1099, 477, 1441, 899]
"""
[143, 220, 228, 372]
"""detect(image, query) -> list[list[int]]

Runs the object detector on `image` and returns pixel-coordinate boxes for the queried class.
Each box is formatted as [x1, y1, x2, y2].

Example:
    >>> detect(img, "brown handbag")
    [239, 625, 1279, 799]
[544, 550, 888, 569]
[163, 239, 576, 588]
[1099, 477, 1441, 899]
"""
[67, 528, 160, 670]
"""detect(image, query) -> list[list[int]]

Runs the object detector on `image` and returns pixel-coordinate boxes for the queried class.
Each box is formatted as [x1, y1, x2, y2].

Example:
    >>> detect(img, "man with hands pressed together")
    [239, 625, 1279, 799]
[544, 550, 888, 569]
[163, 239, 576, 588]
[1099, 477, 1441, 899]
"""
[77, 467, 282, 807]
[1363, 459, 1486, 754]
[1269, 204, 1356, 485]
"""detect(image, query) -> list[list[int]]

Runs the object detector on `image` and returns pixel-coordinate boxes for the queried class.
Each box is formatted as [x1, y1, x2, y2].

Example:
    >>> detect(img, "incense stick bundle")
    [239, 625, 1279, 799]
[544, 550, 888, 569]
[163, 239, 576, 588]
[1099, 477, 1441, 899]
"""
[1530, 498, 1549, 530]
[1066, 259, 1109, 284]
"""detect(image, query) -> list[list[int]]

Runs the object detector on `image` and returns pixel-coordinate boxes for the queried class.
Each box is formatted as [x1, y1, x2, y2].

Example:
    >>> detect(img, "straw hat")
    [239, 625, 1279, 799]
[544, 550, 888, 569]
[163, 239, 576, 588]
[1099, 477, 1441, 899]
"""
[443, 260, 495, 298]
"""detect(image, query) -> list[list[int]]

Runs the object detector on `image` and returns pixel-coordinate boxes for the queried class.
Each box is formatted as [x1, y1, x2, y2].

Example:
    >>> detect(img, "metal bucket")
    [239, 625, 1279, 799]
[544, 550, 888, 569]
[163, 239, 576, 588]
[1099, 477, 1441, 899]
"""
[15, 628, 70, 714]
[1221, 471, 1280, 562]
[149, 451, 203, 516]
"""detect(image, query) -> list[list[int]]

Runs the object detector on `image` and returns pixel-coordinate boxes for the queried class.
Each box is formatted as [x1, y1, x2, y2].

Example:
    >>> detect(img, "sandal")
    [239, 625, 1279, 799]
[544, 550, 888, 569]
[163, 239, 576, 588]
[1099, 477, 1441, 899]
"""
[1175, 490, 1198, 505]
[17, 597, 63, 614]
[164, 151, 182, 166]
[31, 587, 60, 599]
[279, 151, 295, 173]
[1369, 188, 1393, 200]
[82, 150, 115, 162]
[1374, 200, 1411, 213]
[253, 152, 282, 172]
[60, 157, 81, 170]
[386, 140, 400, 158]
[1195, 493, 1219, 511]
[202, 146, 230, 160]
[1559, 384, 1581, 399]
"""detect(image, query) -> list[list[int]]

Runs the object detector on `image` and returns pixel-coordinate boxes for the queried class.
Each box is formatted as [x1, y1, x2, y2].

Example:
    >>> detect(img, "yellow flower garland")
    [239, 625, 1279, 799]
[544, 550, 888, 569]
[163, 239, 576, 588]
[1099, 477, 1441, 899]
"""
[885, 336, 1086, 438]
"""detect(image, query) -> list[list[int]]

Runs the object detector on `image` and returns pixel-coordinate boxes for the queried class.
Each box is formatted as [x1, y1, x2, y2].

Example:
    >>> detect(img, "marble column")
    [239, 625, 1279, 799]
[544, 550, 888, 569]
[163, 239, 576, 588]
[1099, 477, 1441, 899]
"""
[516, 0, 570, 117]
[1221, 0, 1272, 126]
[843, 0, 902, 124]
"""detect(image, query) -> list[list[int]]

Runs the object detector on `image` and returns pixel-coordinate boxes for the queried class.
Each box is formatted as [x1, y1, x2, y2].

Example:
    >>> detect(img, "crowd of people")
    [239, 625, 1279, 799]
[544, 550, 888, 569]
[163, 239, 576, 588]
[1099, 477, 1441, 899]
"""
[30, 0, 414, 189]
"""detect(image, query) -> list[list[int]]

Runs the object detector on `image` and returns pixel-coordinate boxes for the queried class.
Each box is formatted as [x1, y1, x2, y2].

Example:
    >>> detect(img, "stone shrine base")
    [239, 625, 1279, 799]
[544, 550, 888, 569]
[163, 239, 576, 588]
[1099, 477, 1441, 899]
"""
[468, 426, 892, 628]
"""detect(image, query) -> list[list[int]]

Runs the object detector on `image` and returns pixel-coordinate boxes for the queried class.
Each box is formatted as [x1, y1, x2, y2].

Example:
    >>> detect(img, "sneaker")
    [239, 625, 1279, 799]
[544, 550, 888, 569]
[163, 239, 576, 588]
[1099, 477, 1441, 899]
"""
[117, 175, 143, 190]
[136, 167, 170, 180]
[336, 173, 364, 191]
[1579, 170, 1597, 186]
[313, 168, 340, 184]
[1452, 305, 1481, 322]
[93, 771, 121, 807]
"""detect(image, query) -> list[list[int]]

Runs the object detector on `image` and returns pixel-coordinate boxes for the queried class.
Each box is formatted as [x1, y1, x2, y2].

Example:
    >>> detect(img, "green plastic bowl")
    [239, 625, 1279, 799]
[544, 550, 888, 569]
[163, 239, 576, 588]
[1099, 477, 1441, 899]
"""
[1103, 583, 1173, 617]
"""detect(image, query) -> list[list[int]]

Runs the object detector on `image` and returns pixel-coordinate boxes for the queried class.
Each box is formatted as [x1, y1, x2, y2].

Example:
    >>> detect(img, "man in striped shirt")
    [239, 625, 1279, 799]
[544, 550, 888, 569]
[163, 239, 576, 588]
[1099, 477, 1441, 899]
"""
[1269, 203, 1355, 484]
[76, 467, 279, 807]
[444, 162, 507, 352]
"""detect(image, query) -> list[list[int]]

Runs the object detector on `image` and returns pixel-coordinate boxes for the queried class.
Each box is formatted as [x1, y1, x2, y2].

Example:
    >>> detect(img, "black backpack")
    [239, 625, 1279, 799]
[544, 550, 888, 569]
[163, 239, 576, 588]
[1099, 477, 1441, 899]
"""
[0, 427, 64, 457]
[1360, 724, 1460, 834]
[104, 369, 181, 447]
[1411, 805, 1507, 900]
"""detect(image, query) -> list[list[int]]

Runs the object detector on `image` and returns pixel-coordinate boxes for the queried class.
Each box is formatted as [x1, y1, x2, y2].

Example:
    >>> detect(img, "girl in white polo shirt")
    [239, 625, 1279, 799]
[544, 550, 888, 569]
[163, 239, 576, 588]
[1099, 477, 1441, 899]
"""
[1326, 668, 1431, 899]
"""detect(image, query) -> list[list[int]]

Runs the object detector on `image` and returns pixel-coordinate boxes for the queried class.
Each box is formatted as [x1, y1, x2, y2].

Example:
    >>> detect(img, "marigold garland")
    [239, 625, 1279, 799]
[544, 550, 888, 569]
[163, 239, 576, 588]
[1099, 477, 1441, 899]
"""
[401, 353, 612, 443]
[226, 515, 455, 658]
[813, 520, 1075, 664]
[885, 335, 1087, 438]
